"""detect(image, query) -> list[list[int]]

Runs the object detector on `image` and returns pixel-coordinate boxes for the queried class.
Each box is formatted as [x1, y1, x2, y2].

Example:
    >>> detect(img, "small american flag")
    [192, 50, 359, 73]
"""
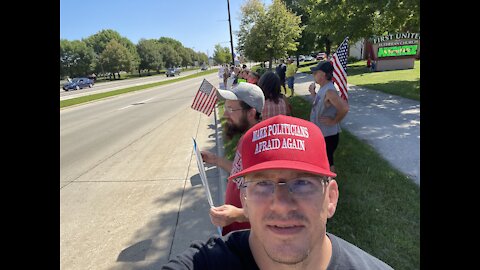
[191, 79, 218, 116]
[331, 37, 349, 101]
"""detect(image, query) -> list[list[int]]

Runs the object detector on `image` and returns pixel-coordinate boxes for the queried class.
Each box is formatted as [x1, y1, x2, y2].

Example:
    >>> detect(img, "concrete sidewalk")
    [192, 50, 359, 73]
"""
[293, 72, 420, 185]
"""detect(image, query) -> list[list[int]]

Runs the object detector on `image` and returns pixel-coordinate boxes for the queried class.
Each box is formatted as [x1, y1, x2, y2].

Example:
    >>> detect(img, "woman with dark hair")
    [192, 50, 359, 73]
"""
[257, 71, 292, 120]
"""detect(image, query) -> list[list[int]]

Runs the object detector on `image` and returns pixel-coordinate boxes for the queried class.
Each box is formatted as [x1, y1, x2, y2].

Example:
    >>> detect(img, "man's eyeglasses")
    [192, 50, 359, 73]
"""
[225, 107, 245, 113]
[240, 176, 330, 202]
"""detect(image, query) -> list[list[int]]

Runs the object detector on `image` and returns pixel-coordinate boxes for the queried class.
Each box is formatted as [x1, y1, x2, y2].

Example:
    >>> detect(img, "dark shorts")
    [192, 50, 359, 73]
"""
[324, 133, 339, 166]
[287, 77, 295, 89]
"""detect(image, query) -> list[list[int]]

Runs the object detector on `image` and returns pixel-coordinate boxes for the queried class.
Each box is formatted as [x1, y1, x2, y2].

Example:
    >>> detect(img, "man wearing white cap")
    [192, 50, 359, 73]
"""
[201, 82, 265, 236]
[164, 115, 393, 269]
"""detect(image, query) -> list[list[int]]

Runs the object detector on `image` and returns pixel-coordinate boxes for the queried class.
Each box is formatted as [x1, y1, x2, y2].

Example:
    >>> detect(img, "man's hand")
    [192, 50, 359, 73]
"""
[201, 151, 217, 165]
[209, 204, 247, 227]
[308, 82, 316, 94]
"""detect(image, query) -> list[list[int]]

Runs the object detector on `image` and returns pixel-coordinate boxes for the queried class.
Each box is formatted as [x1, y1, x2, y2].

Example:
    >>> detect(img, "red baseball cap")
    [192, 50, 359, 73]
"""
[228, 115, 336, 181]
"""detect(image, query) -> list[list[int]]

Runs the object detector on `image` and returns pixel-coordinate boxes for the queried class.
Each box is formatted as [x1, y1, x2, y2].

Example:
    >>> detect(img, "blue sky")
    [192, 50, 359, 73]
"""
[60, 0, 271, 57]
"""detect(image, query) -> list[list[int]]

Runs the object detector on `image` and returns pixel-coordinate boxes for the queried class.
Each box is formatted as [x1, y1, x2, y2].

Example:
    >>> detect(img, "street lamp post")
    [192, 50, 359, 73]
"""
[227, 0, 235, 65]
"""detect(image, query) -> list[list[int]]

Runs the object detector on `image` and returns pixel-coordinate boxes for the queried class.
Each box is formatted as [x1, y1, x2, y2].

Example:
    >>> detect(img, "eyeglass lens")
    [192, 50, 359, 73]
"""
[242, 177, 329, 201]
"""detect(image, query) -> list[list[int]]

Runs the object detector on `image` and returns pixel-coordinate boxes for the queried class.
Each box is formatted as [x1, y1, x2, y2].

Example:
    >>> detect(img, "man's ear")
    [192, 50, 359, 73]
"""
[327, 180, 339, 218]
[247, 108, 257, 121]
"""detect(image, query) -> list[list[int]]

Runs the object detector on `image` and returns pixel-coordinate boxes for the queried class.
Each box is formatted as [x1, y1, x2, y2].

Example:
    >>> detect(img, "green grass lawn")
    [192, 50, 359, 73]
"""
[298, 60, 420, 101]
[220, 96, 420, 270]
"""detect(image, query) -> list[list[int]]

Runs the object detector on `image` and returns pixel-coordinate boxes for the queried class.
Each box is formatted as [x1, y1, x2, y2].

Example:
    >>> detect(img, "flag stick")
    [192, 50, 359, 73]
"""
[192, 138, 222, 235]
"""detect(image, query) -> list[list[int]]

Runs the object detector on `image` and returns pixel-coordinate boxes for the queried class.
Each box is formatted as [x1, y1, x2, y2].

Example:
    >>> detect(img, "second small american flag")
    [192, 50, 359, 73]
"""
[191, 79, 218, 116]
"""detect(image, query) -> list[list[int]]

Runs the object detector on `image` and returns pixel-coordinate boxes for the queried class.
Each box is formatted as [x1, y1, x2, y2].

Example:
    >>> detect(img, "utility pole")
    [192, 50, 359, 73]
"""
[227, 0, 235, 65]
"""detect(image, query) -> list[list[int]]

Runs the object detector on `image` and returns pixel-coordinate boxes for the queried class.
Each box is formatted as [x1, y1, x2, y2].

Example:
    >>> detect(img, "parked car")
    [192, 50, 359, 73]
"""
[165, 68, 181, 77]
[63, 77, 94, 91]
[200, 66, 208, 71]
[305, 55, 314, 61]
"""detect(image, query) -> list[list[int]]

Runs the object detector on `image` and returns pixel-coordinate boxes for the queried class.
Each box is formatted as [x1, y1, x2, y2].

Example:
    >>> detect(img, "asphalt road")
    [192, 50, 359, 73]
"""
[60, 72, 224, 269]
[60, 69, 213, 100]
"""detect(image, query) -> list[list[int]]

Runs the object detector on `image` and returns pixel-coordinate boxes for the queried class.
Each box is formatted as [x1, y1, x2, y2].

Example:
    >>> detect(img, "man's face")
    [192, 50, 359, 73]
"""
[313, 70, 326, 84]
[223, 100, 250, 138]
[247, 74, 258, 84]
[241, 169, 338, 265]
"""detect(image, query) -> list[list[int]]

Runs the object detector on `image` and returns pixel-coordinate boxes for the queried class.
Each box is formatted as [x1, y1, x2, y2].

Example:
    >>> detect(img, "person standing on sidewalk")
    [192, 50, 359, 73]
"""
[275, 59, 287, 94]
[308, 61, 349, 173]
[200, 82, 265, 236]
[162, 115, 393, 270]
[285, 58, 297, 97]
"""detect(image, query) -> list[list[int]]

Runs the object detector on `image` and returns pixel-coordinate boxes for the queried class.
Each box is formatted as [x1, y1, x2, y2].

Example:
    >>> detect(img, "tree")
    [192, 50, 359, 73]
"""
[158, 37, 191, 68]
[119, 36, 140, 73]
[158, 37, 183, 49]
[197, 52, 208, 66]
[178, 46, 193, 68]
[83, 29, 140, 75]
[60, 39, 95, 78]
[185, 47, 198, 66]
[283, 0, 322, 58]
[236, 0, 266, 56]
[160, 43, 181, 68]
[240, 0, 303, 69]
[99, 40, 134, 79]
[301, 0, 420, 55]
[213, 44, 231, 64]
[83, 29, 122, 56]
[136, 39, 164, 74]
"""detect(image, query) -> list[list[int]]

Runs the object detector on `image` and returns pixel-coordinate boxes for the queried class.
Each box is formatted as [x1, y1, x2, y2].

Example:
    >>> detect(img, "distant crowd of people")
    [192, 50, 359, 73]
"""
[218, 64, 260, 90]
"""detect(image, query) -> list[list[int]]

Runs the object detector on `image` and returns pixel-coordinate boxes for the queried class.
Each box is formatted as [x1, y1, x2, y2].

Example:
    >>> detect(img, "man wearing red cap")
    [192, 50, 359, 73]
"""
[163, 115, 393, 270]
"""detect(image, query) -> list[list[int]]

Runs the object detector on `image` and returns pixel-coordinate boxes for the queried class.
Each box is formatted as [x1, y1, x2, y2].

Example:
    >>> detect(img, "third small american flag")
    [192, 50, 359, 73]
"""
[331, 37, 349, 101]
[191, 79, 218, 116]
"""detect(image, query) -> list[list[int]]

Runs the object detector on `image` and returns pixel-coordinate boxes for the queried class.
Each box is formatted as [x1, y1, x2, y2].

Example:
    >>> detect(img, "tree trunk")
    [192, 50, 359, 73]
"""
[325, 38, 332, 58]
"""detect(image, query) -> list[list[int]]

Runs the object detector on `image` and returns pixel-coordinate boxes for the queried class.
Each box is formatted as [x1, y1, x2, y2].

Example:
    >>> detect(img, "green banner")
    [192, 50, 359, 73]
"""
[378, 45, 418, 57]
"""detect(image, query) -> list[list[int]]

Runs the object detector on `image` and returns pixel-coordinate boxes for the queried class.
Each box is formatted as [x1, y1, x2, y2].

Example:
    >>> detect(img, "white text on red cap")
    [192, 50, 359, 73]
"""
[252, 123, 310, 155]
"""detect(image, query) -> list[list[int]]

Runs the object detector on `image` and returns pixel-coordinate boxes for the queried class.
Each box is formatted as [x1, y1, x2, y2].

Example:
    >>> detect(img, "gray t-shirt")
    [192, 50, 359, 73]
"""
[310, 81, 342, 137]
[327, 232, 394, 269]
[162, 230, 394, 270]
